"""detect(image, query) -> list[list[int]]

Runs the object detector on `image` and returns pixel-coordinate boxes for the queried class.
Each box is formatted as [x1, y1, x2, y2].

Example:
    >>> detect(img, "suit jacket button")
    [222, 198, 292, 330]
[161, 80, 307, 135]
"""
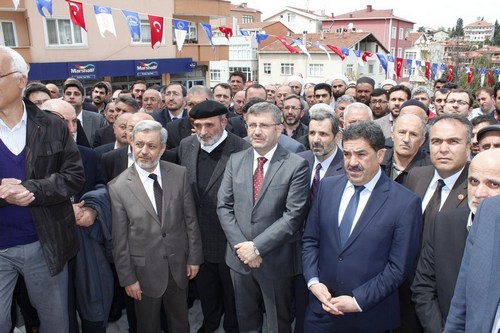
[162, 233, 166, 238]
[338, 256, 343, 261]
[163, 255, 167, 259]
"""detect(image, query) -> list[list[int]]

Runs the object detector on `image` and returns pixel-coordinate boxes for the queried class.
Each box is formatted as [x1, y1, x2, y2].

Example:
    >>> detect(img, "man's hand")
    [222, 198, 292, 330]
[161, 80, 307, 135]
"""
[0, 178, 34, 206]
[310, 283, 336, 314]
[246, 256, 262, 268]
[235, 241, 258, 264]
[125, 281, 142, 300]
[187, 265, 199, 280]
[74, 201, 97, 227]
[329, 295, 361, 315]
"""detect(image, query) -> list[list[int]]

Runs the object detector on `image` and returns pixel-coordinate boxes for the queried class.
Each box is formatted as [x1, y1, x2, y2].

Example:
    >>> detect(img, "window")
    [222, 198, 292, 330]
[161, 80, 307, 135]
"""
[132, 19, 151, 43]
[264, 63, 271, 74]
[173, 21, 197, 44]
[210, 69, 221, 82]
[397, 48, 403, 57]
[390, 47, 395, 56]
[403, 68, 410, 77]
[229, 67, 252, 81]
[287, 12, 296, 23]
[45, 18, 85, 46]
[368, 64, 374, 74]
[391, 27, 396, 39]
[405, 51, 417, 59]
[0, 21, 17, 47]
[346, 64, 353, 74]
[308, 64, 324, 77]
[242, 15, 253, 23]
[280, 63, 294, 75]
[399, 28, 404, 40]
[229, 44, 251, 60]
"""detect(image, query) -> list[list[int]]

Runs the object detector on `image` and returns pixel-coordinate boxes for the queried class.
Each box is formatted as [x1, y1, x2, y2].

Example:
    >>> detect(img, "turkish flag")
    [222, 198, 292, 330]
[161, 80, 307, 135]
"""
[425, 61, 430, 80]
[487, 70, 493, 85]
[447, 65, 454, 82]
[276, 36, 299, 54]
[326, 45, 345, 60]
[395, 57, 404, 78]
[66, 0, 86, 31]
[218, 26, 233, 40]
[148, 15, 163, 49]
[467, 67, 474, 84]
[362, 51, 373, 62]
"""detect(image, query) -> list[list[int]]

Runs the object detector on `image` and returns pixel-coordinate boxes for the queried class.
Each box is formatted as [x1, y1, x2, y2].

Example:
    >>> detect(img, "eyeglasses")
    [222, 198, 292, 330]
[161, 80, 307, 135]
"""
[446, 99, 470, 106]
[246, 122, 280, 130]
[0, 71, 20, 79]
[282, 106, 301, 111]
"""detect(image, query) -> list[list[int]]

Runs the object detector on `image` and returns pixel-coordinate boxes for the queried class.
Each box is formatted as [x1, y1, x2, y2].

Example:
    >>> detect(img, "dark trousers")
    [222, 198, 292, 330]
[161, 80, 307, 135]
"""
[304, 310, 387, 333]
[195, 261, 238, 333]
[230, 270, 293, 333]
[134, 270, 189, 333]
[293, 274, 309, 333]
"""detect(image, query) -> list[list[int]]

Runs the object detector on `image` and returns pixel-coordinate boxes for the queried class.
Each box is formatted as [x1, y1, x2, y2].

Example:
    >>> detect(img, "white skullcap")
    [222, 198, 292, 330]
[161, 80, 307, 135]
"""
[287, 76, 304, 86]
[326, 74, 349, 86]
[380, 79, 397, 87]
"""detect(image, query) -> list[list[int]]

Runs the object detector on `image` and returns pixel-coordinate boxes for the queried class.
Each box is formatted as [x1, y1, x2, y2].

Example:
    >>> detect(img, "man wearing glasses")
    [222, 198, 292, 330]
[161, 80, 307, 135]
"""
[282, 94, 308, 141]
[443, 89, 473, 117]
[369, 88, 389, 120]
[218, 102, 310, 333]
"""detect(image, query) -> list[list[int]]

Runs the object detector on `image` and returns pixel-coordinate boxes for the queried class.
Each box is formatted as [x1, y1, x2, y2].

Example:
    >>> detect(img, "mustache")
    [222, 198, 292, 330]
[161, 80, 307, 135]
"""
[347, 165, 364, 172]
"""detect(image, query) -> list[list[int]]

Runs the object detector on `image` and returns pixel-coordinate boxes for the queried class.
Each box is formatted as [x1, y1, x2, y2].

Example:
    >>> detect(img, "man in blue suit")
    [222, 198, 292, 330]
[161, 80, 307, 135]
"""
[302, 121, 423, 332]
[444, 193, 500, 333]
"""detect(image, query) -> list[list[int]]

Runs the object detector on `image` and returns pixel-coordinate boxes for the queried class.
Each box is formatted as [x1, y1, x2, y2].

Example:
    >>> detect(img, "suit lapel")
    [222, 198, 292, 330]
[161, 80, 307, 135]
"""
[127, 165, 161, 224]
[342, 173, 390, 250]
[325, 148, 344, 177]
[184, 139, 201, 200]
[118, 147, 129, 176]
[414, 166, 434, 198]
[202, 134, 234, 197]
[330, 177, 348, 253]
[160, 163, 172, 227]
[443, 165, 468, 210]
[254, 146, 287, 206]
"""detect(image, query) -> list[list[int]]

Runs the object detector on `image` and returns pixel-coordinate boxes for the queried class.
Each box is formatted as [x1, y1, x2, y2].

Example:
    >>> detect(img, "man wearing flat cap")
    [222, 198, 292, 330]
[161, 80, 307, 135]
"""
[178, 100, 249, 333]
[477, 124, 500, 151]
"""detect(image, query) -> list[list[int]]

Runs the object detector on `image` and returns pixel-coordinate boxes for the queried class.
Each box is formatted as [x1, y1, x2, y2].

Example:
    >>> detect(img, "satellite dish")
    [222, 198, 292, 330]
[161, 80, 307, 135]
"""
[347, 23, 354, 31]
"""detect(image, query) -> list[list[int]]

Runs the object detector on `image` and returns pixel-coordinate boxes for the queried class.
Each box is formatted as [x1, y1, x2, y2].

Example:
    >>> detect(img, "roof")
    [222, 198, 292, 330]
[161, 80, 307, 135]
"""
[324, 6, 414, 24]
[239, 21, 280, 30]
[286, 6, 330, 19]
[230, 4, 262, 14]
[259, 31, 388, 53]
[465, 20, 494, 27]
[264, 6, 330, 21]
[407, 32, 425, 43]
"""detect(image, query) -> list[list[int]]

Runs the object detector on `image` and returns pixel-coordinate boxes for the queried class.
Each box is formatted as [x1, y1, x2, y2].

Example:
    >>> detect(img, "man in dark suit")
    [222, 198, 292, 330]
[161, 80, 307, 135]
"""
[302, 121, 422, 333]
[153, 83, 187, 128]
[95, 112, 133, 157]
[217, 102, 310, 333]
[109, 120, 203, 333]
[178, 100, 249, 333]
[166, 85, 213, 149]
[444, 193, 500, 332]
[412, 148, 500, 333]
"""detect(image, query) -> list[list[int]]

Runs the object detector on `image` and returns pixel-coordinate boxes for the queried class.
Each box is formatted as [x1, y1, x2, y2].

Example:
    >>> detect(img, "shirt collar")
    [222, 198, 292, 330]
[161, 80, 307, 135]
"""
[200, 130, 228, 153]
[0, 103, 27, 131]
[253, 144, 278, 163]
[135, 162, 162, 185]
[431, 166, 465, 190]
[313, 146, 338, 171]
[346, 167, 382, 193]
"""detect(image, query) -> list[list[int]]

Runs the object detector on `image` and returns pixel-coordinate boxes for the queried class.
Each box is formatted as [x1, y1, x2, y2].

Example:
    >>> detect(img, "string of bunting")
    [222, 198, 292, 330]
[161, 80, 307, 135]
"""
[26, 0, 500, 84]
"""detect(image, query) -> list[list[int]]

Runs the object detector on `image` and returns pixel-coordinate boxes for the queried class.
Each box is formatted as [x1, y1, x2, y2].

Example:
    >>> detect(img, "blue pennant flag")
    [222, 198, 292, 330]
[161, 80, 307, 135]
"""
[376, 54, 388, 73]
[415, 60, 421, 67]
[431, 63, 438, 79]
[406, 58, 413, 75]
[199, 23, 214, 51]
[387, 55, 395, 63]
[440, 63, 445, 71]
[493, 68, 500, 75]
[35, 0, 52, 17]
[122, 10, 141, 40]
[240, 29, 250, 37]
[341, 48, 350, 56]
[255, 33, 268, 44]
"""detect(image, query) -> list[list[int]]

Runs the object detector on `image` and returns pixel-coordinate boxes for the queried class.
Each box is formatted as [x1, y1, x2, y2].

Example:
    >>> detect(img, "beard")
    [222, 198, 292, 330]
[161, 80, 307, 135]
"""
[135, 156, 161, 171]
[196, 129, 224, 147]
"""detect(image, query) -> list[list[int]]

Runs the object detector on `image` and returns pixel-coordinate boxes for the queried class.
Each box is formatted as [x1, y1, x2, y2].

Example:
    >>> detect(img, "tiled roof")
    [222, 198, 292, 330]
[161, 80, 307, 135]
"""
[407, 32, 425, 43]
[324, 6, 414, 24]
[465, 20, 494, 27]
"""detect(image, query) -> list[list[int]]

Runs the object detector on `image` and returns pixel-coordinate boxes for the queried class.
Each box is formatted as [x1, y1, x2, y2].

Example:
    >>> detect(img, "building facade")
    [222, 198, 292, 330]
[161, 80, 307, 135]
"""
[464, 20, 495, 42]
[264, 6, 329, 34]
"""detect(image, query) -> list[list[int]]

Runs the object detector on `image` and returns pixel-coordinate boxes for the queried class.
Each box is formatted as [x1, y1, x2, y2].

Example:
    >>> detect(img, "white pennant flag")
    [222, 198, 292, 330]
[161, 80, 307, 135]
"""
[94, 6, 116, 37]
[12, 0, 19, 10]
[174, 19, 188, 52]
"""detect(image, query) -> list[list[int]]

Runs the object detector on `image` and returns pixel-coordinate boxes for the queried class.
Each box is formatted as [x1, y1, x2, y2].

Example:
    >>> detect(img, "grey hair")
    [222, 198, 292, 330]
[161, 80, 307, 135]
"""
[335, 95, 356, 106]
[0, 46, 29, 78]
[343, 102, 373, 121]
[309, 109, 340, 135]
[412, 86, 434, 99]
[429, 114, 473, 144]
[116, 95, 139, 112]
[132, 120, 168, 145]
[343, 121, 385, 151]
[247, 102, 283, 124]
[309, 103, 334, 117]
[188, 85, 214, 100]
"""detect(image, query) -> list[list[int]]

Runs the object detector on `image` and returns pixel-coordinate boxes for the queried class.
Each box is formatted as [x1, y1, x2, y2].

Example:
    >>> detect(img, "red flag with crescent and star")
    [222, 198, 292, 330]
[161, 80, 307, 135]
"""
[362, 51, 373, 62]
[276, 36, 299, 54]
[326, 45, 345, 60]
[395, 57, 404, 78]
[66, 0, 86, 31]
[447, 65, 454, 82]
[425, 61, 430, 80]
[148, 15, 163, 49]
[467, 67, 474, 84]
[487, 69, 493, 85]
[218, 26, 233, 40]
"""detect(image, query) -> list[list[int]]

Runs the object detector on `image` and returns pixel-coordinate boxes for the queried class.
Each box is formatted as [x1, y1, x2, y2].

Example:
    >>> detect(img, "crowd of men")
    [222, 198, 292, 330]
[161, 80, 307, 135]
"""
[1, 45, 500, 333]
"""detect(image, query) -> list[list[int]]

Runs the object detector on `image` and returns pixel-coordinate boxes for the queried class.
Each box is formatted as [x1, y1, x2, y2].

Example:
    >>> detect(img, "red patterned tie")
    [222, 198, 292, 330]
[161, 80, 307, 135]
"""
[253, 157, 267, 203]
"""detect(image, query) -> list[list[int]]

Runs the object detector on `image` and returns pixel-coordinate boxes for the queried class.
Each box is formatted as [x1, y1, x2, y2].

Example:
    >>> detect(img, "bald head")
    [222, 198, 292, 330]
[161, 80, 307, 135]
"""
[41, 99, 77, 140]
[45, 83, 60, 99]
[126, 112, 154, 144]
[467, 148, 500, 214]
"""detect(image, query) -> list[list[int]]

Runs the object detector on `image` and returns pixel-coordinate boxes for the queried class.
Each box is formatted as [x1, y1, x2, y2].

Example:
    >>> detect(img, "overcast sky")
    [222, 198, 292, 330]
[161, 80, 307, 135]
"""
[233, 0, 498, 31]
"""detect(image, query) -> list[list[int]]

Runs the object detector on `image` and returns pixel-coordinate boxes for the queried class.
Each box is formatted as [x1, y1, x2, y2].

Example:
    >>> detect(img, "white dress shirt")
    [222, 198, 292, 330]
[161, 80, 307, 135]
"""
[310, 148, 338, 186]
[421, 167, 465, 212]
[252, 144, 278, 177]
[201, 130, 227, 153]
[0, 105, 27, 155]
[135, 163, 162, 214]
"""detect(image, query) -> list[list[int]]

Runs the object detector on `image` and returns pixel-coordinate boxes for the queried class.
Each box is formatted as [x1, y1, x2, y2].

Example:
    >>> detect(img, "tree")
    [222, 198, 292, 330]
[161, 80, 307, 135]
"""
[457, 55, 497, 95]
[455, 18, 464, 37]
[493, 19, 500, 46]
[418, 26, 426, 32]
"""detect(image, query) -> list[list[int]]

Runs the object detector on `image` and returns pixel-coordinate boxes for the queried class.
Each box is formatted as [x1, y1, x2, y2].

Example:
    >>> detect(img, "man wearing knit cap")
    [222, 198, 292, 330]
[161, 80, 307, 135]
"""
[287, 76, 304, 95]
[327, 75, 349, 100]
[355, 76, 375, 105]
[178, 100, 249, 333]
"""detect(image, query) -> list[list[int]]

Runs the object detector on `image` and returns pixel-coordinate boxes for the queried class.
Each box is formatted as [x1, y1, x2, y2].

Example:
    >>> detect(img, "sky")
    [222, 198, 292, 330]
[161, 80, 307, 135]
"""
[233, 0, 498, 31]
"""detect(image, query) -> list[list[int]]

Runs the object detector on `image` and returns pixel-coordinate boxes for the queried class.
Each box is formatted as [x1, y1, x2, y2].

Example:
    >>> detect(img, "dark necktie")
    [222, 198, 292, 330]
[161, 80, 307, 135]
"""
[149, 173, 163, 218]
[253, 157, 267, 203]
[339, 185, 365, 247]
[423, 179, 445, 226]
[311, 163, 322, 201]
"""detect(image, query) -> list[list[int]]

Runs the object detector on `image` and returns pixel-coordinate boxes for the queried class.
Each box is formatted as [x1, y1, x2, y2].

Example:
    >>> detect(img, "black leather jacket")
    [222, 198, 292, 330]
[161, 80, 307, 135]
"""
[0, 99, 85, 276]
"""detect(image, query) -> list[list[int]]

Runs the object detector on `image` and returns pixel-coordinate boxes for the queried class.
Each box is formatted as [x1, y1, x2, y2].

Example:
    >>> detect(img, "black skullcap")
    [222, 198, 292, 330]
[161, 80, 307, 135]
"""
[356, 76, 375, 88]
[190, 100, 228, 119]
[400, 99, 427, 113]
[477, 124, 500, 142]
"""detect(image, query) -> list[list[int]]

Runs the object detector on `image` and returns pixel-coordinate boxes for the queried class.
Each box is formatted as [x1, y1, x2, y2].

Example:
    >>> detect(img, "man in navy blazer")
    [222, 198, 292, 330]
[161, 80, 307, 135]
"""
[302, 121, 422, 332]
[444, 193, 500, 333]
